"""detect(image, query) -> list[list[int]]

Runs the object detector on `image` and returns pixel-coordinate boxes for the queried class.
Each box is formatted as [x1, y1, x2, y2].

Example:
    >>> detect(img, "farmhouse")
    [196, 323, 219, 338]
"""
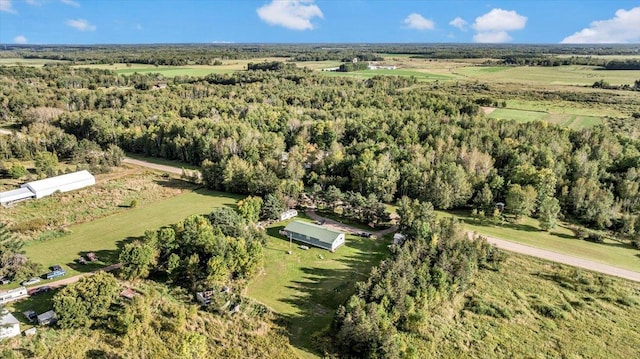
[281, 221, 345, 252]
[0, 310, 20, 340]
[22, 170, 95, 199]
[0, 287, 28, 305]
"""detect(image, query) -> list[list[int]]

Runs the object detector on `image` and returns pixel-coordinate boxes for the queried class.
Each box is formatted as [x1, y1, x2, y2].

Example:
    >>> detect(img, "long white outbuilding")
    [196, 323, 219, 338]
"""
[0, 170, 95, 206]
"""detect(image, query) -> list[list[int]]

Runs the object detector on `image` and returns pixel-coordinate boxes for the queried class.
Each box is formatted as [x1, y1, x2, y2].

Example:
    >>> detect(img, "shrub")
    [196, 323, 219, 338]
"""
[532, 303, 565, 319]
[130, 199, 138, 208]
[8, 163, 27, 179]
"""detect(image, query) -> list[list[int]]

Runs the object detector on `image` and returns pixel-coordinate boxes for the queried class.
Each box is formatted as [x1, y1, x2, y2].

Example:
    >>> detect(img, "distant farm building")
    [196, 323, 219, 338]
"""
[0, 170, 95, 206]
[281, 221, 345, 252]
[279, 209, 298, 221]
[0, 287, 28, 305]
[0, 310, 20, 339]
[393, 233, 406, 245]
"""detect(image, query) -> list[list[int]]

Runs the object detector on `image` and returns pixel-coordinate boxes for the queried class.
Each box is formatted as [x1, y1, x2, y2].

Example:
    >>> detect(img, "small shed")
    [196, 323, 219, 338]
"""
[282, 221, 345, 252]
[393, 233, 406, 245]
[22, 170, 95, 199]
[279, 209, 298, 221]
[0, 310, 20, 339]
[0, 287, 28, 305]
[24, 327, 37, 336]
[119, 288, 137, 300]
[37, 310, 57, 326]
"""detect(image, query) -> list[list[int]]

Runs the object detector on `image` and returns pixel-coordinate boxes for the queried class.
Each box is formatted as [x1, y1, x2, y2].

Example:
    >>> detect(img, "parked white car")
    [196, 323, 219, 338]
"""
[21, 277, 41, 286]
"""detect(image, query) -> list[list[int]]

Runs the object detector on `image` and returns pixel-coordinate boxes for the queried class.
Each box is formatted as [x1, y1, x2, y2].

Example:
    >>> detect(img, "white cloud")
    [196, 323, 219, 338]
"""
[472, 8, 527, 43]
[61, 0, 80, 7]
[25, 0, 42, 5]
[257, 0, 323, 31]
[561, 7, 640, 43]
[403, 13, 435, 30]
[66, 19, 96, 31]
[473, 31, 511, 43]
[449, 17, 468, 31]
[13, 35, 27, 44]
[473, 8, 527, 31]
[0, 0, 16, 13]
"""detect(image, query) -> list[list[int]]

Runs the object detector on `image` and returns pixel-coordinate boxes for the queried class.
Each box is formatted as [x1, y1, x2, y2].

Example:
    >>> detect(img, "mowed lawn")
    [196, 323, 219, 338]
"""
[22, 189, 240, 278]
[437, 211, 640, 272]
[246, 219, 389, 358]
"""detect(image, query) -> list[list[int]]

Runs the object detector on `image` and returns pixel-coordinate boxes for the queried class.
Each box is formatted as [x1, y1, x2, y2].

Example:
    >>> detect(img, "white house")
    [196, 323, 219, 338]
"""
[21, 170, 95, 199]
[279, 209, 298, 221]
[0, 310, 20, 340]
[282, 221, 345, 252]
[0, 287, 28, 305]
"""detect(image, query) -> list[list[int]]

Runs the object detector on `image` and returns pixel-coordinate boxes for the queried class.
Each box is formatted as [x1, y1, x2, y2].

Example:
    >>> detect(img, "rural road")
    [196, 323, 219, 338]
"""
[122, 157, 185, 175]
[25, 263, 121, 293]
[307, 210, 640, 283]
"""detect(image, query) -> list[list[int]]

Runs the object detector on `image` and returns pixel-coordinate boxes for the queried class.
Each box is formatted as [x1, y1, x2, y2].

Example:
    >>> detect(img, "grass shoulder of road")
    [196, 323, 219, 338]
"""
[124, 153, 200, 171]
[437, 210, 640, 273]
[16, 188, 240, 285]
[245, 215, 389, 358]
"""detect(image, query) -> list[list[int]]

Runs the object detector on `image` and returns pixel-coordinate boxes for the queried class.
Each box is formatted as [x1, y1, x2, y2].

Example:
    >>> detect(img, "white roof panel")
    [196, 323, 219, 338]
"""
[0, 187, 34, 203]
[23, 170, 95, 193]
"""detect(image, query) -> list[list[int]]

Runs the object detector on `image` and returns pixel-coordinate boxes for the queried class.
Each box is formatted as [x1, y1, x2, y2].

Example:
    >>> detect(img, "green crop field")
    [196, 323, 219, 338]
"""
[74, 63, 237, 77]
[437, 211, 640, 272]
[245, 218, 389, 359]
[460, 65, 640, 86]
[20, 189, 240, 281]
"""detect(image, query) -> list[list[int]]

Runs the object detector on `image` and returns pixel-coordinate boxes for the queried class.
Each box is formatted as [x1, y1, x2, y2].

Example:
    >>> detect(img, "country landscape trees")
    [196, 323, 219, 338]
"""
[1, 44, 639, 358]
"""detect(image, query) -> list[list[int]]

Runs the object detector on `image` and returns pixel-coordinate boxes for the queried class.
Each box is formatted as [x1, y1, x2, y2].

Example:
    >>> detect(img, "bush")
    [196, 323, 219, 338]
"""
[130, 199, 138, 208]
[532, 303, 565, 319]
[8, 163, 27, 179]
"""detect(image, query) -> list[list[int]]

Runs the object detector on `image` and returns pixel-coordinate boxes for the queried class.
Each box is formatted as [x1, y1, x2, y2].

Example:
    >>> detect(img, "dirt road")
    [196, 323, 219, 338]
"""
[307, 211, 640, 283]
[122, 157, 185, 175]
[25, 263, 121, 293]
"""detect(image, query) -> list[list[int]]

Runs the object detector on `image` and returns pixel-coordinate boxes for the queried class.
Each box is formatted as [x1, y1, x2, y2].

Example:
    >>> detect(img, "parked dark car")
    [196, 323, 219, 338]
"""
[30, 286, 51, 296]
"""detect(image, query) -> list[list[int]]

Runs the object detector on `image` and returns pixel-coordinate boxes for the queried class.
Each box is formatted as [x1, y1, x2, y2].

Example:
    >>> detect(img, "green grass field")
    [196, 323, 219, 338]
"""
[438, 211, 640, 272]
[19, 189, 240, 282]
[321, 68, 454, 81]
[460, 65, 640, 86]
[245, 217, 389, 359]
[487, 107, 604, 128]
[0, 58, 68, 66]
[408, 252, 640, 358]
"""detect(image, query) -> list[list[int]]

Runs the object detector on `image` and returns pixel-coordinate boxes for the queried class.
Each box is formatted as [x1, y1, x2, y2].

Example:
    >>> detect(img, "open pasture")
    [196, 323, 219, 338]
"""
[487, 108, 603, 129]
[20, 189, 240, 280]
[246, 218, 389, 358]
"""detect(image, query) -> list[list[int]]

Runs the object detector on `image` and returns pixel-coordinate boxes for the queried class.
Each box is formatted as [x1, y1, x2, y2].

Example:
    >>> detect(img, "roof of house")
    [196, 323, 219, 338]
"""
[0, 187, 35, 203]
[37, 310, 56, 321]
[0, 310, 19, 326]
[283, 221, 343, 245]
[23, 170, 95, 193]
[120, 288, 137, 299]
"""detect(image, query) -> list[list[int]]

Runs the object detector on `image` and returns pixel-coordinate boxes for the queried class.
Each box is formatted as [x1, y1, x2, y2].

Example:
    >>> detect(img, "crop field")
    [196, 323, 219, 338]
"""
[458, 65, 640, 87]
[321, 68, 454, 81]
[0, 58, 68, 66]
[437, 211, 640, 272]
[245, 218, 389, 358]
[19, 189, 240, 281]
[409, 252, 640, 358]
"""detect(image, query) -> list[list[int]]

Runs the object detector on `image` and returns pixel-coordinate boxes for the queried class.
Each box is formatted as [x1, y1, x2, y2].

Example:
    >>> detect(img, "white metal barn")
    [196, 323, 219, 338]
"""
[21, 170, 95, 199]
[0, 188, 35, 205]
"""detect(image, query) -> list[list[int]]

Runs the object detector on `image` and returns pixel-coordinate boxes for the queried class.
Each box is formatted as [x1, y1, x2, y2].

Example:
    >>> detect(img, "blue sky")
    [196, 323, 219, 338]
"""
[1, 0, 639, 44]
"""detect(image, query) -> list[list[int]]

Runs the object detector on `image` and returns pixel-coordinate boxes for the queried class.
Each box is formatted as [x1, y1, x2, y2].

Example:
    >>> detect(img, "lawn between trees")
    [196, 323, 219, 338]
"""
[19, 189, 240, 282]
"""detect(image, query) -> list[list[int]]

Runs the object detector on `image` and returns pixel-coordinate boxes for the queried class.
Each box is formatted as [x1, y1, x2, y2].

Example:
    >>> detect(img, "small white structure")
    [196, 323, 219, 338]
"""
[0, 188, 35, 206]
[0, 310, 20, 340]
[0, 287, 28, 305]
[393, 233, 406, 245]
[279, 209, 298, 221]
[24, 327, 37, 336]
[22, 170, 95, 199]
[37, 310, 56, 326]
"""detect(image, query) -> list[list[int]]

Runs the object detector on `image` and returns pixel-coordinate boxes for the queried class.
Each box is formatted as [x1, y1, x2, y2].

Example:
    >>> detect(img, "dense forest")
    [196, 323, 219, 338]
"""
[1, 63, 640, 247]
